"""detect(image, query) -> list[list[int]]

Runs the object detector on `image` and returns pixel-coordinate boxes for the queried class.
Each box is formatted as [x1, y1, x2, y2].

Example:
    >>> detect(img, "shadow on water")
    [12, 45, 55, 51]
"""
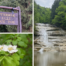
[34, 51, 66, 66]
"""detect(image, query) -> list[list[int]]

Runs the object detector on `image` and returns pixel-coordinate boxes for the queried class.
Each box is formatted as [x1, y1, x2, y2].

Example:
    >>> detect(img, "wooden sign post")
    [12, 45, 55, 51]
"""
[0, 6, 22, 32]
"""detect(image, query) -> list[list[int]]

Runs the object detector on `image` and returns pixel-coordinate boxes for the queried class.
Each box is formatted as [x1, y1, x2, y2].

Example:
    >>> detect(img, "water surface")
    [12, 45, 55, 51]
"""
[34, 51, 66, 66]
[34, 23, 66, 66]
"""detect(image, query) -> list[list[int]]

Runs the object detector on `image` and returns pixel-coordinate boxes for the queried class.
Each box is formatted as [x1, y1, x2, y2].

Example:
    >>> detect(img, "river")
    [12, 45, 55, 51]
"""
[34, 51, 66, 66]
[34, 23, 66, 66]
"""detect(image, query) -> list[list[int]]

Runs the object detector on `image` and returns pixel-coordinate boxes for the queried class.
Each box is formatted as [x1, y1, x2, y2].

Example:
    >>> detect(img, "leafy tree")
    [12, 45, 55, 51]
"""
[34, 0, 66, 30]
[51, 0, 61, 21]
[52, 0, 66, 29]
[34, 1, 51, 35]
[34, 2, 51, 24]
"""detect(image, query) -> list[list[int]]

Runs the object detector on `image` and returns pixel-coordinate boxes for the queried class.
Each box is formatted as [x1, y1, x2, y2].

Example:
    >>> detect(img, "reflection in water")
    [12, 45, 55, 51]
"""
[34, 51, 66, 66]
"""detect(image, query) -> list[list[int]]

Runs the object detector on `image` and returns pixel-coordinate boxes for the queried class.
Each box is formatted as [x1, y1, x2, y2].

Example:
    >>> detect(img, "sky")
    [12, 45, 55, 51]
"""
[35, 0, 55, 8]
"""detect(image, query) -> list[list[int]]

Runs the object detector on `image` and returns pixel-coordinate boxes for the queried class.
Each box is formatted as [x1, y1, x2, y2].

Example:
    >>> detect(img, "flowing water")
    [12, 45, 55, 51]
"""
[34, 23, 66, 66]
[35, 23, 66, 50]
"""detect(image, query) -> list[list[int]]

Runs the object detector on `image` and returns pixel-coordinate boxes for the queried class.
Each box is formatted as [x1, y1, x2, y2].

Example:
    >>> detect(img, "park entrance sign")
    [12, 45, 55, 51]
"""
[0, 6, 22, 32]
[0, 12, 18, 25]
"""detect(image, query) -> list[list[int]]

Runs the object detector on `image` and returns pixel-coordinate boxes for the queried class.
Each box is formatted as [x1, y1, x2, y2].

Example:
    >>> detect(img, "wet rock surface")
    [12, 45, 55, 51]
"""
[34, 23, 66, 51]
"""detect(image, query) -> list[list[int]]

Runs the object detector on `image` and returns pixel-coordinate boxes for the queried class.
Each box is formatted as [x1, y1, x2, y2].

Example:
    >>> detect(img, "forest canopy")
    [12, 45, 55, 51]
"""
[34, 0, 66, 30]
[34, 2, 51, 24]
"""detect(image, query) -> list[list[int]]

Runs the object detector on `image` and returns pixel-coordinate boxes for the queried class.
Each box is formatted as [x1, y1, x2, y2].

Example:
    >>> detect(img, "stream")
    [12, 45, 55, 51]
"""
[34, 23, 66, 66]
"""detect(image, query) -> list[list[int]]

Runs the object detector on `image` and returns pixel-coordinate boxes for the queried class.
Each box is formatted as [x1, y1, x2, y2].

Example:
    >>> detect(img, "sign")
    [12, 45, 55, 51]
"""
[0, 12, 18, 25]
[0, 6, 22, 32]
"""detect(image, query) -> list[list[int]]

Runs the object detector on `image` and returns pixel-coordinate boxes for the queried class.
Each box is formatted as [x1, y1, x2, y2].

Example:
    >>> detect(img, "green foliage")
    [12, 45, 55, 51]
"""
[0, 34, 32, 66]
[52, 0, 66, 29]
[34, 0, 66, 30]
[51, 0, 61, 21]
[34, 2, 51, 24]
[0, 25, 8, 32]
[24, 15, 32, 29]
[28, 4, 32, 12]
[0, 0, 32, 32]
[0, 50, 19, 66]
[34, 1, 51, 35]
[2, 53, 20, 66]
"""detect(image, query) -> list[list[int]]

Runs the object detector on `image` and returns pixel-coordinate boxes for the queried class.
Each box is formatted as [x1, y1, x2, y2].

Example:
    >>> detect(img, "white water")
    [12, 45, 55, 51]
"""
[35, 23, 66, 66]
[42, 28, 52, 47]
[35, 23, 66, 52]
[37, 24, 53, 53]
[36, 24, 53, 47]
[38, 47, 44, 54]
